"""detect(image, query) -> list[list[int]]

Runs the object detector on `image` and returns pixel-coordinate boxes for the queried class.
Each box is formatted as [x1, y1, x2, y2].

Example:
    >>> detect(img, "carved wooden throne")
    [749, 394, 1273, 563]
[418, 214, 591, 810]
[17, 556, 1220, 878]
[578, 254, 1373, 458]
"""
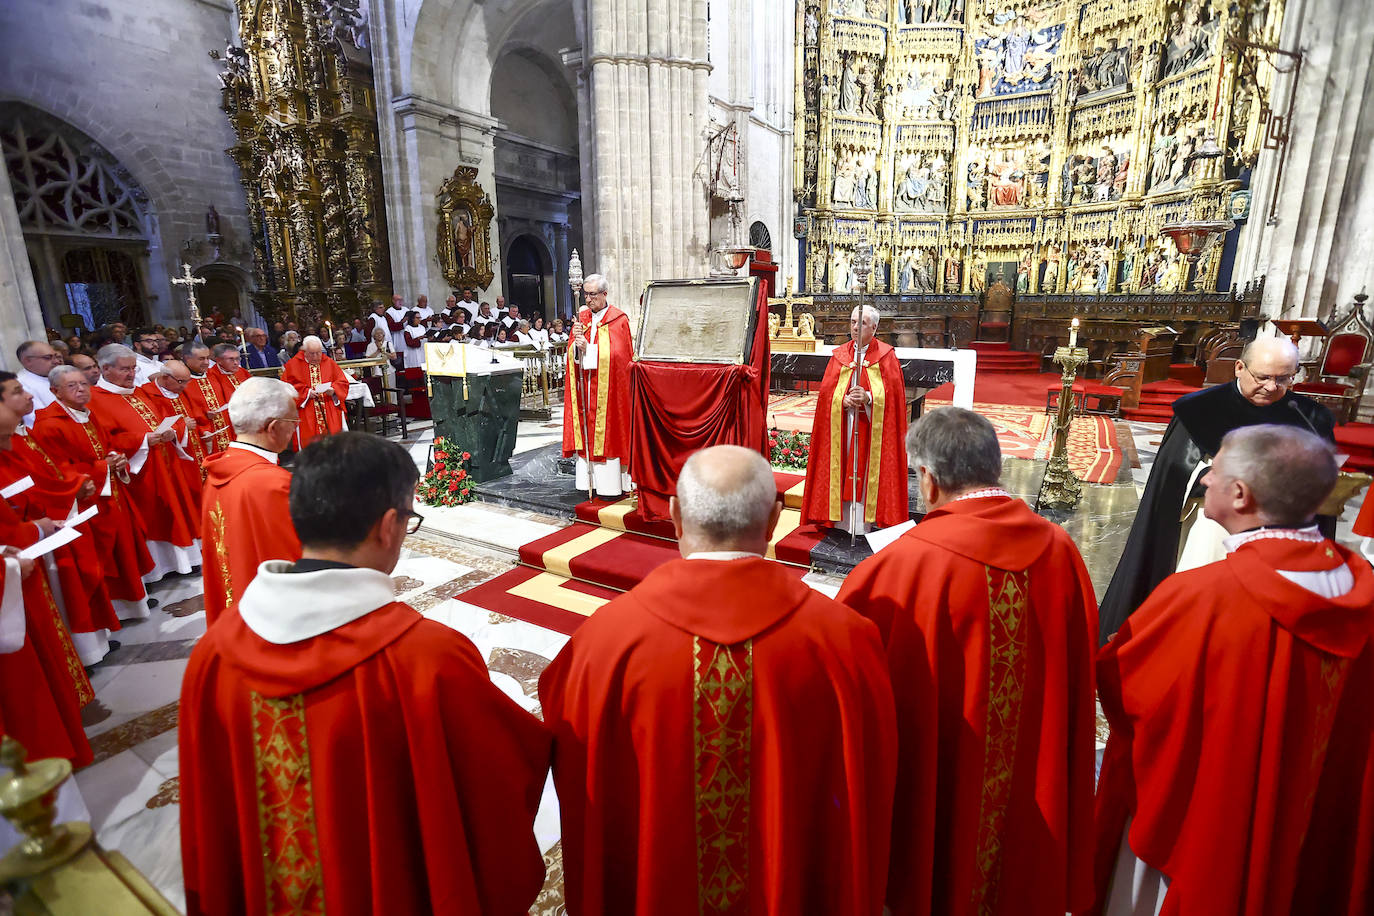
[1292, 291, 1374, 424]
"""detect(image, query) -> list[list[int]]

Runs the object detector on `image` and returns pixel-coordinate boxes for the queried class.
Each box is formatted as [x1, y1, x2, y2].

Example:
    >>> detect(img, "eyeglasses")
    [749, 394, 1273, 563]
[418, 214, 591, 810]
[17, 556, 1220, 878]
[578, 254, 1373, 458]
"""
[402, 509, 424, 535]
[1240, 363, 1294, 387]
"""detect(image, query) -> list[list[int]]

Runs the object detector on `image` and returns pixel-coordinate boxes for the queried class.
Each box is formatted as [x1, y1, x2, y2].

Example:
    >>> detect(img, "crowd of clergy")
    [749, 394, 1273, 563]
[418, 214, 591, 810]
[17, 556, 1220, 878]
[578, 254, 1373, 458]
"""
[0, 306, 1371, 915]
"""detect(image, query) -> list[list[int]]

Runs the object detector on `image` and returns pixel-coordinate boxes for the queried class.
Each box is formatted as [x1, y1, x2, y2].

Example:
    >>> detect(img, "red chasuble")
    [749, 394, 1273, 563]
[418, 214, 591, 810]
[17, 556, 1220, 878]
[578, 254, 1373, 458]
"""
[1088, 535, 1374, 916]
[1354, 493, 1374, 538]
[186, 374, 233, 454]
[0, 557, 93, 767]
[281, 352, 349, 448]
[838, 495, 1099, 916]
[540, 557, 898, 915]
[140, 380, 210, 496]
[562, 305, 634, 463]
[207, 363, 251, 411]
[89, 385, 200, 548]
[180, 597, 549, 916]
[801, 338, 909, 528]
[200, 448, 300, 626]
[0, 440, 120, 640]
[31, 403, 153, 605]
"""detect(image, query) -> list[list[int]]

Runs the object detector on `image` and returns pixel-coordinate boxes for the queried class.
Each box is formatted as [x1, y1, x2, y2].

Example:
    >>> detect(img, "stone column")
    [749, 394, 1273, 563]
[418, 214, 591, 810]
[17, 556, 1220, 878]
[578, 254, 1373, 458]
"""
[0, 162, 44, 353]
[584, 0, 711, 320]
[1236, 0, 1374, 320]
[380, 94, 503, 307]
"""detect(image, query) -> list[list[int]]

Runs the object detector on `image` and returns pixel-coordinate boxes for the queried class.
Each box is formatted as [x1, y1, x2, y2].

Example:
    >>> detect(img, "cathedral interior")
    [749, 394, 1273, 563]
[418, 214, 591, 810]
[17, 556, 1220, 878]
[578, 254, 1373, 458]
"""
[0, 0, 1372, 910]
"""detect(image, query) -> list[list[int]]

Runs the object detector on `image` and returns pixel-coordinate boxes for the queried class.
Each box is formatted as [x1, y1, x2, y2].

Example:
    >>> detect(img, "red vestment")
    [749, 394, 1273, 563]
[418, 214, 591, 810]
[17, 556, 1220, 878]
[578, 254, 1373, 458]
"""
[0, 556, 93, 767]
[801, 338, 909, 528]
[837, 495, 1099, 916]
[180, 597, 549, 916]
[140, 379, 210, 498]
[1354, 493, 1374, 538]
[1088, 535, 1374, 916]
[185, 374, 233, 454]
[562, 305, 634, 463]
[31, 402, 153, 605]
[281, 353, 349, 448]
[89, 385, 200, 549]
[540, 556, 898, 915]
[0, 437, 120, 640]
[207, 363, 251, 420]
[200, 447, 300, 626]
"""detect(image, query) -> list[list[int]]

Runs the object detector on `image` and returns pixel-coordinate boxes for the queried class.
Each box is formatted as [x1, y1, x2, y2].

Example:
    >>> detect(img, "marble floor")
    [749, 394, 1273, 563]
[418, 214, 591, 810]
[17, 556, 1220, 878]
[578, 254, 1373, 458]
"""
[25, 407, 1374, 914]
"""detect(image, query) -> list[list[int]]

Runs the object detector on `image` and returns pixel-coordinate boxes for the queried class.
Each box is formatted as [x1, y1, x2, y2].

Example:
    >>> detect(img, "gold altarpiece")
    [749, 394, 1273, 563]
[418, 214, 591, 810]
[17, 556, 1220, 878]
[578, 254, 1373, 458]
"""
[217, 0, 392, 327]
[795, 0, 1284, 296]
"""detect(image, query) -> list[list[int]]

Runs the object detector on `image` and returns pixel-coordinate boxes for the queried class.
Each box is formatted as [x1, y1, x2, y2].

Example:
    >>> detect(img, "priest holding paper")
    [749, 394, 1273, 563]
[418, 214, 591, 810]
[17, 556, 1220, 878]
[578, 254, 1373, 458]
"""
[801, 304, 909, 533]
[563, 273, 635, 498]
[281, 335, 350, 448]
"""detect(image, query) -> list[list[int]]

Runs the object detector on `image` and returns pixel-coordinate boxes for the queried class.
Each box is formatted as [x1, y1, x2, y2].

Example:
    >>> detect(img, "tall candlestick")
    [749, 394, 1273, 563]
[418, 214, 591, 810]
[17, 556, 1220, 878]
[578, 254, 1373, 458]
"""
[1069, 317, 1080, 349]
[236, 325, 246, 352]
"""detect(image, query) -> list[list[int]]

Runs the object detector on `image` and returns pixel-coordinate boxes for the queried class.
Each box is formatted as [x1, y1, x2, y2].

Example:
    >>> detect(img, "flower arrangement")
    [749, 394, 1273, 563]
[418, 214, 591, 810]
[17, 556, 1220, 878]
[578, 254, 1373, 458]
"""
[768, 427, 811, 471]
[417, 437, 475, 507]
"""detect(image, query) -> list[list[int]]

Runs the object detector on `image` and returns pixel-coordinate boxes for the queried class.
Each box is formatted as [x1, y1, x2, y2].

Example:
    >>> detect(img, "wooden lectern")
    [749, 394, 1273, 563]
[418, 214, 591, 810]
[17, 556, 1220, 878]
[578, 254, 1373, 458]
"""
[1272, 319, 1328, 346]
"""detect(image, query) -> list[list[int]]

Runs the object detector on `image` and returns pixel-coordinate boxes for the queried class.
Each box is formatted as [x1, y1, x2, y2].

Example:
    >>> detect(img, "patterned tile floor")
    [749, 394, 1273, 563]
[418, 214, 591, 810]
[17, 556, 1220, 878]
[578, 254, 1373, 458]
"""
[32, 410, 1373, 914]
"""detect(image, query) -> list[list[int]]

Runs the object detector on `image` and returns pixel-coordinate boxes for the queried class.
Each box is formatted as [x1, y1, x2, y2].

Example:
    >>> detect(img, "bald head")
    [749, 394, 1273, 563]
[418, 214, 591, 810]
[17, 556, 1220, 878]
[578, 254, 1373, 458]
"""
[1236, 336, 1299, 407]
[1203, 424, 1338, 532]
[159, 359, 192, 385]
[672, 445, 781, 555]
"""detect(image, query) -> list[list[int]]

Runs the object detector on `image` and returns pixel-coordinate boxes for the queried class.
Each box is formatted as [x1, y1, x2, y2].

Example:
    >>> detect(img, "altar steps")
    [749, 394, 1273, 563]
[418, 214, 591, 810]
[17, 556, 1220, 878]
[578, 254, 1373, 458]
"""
[1122, 379, 1201, 423]
[968, 340, 1041, 373]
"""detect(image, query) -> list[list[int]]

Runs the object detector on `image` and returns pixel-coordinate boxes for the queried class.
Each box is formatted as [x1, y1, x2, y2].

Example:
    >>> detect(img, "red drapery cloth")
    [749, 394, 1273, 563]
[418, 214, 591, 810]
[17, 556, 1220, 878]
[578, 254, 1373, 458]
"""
[628, 284, 771, 521]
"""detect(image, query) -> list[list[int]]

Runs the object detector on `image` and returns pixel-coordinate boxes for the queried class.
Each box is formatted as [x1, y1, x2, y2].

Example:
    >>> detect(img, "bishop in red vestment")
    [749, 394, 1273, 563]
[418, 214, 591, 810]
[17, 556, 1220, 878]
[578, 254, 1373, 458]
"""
[32, 369, 154, 622]
[184, 343, 233, 454]
[207, 343, 251, 411]
[281, 337, 350, 448]
[562, 274, 635, 498]
[90, 346, 201, 580]
[801, 305, 909, 532]
[1088, 425, 1374, 916]
[180, 433, 548, 916]
[0, 403, 92, 766]
[201, 378, 302, 626]
[541, 446, 898, 915]
[140, 360, 210, 498]
[838, 409, 1098, 916]
[0, 372, 121, 664]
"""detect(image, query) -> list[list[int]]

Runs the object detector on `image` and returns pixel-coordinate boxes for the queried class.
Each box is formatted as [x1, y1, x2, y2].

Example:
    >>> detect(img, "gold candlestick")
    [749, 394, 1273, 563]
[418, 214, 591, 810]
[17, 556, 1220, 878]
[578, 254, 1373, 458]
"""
[1039, 345, 1088, 510]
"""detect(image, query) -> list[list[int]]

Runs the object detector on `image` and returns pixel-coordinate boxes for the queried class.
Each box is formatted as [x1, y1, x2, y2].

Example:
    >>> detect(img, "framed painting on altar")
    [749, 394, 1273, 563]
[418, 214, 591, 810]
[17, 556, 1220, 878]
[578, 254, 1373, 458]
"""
[436, 166, 496, 291]
[635, 277, 761, 365]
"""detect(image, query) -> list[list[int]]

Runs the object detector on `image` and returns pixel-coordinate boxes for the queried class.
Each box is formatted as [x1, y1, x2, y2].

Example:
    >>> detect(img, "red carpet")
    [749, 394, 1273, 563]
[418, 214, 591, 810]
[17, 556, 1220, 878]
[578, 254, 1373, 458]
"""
[927, 371, 1067, 408]
[967, 341, 1042, 373]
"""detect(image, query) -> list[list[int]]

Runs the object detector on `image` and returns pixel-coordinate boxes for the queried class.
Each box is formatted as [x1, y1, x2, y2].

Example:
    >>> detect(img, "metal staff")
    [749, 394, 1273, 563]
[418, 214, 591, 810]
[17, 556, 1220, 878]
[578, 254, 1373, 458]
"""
[847, 343, 864, 546]
[567, 251, 595, 502]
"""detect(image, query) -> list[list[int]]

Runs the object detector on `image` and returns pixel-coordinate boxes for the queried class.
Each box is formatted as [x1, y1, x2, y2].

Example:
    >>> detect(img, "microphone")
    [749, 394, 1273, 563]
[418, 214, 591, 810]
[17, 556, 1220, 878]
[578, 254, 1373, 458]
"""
[1288, 400, 1322, 437]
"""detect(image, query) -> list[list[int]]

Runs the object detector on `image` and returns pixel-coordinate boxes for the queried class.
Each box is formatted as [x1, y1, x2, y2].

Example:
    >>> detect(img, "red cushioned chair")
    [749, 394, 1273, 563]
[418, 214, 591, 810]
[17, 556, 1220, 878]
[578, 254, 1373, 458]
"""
[1292, 293, 1374, 424]
[1046, 381, 1086, 415]
[361, 374, 407, 438]
[396, 367, 431, 421]
[1082, 382, 1125, 418]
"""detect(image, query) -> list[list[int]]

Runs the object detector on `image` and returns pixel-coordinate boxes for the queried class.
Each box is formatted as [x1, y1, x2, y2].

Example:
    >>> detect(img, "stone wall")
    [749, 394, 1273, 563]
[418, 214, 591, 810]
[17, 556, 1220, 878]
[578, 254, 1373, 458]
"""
[0, 0, 254, 327]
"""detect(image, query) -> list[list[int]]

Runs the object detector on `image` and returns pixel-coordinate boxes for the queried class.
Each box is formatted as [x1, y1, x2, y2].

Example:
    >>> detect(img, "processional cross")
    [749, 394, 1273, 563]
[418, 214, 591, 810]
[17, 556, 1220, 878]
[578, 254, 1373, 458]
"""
[171, 263, 207, 325]
[767, 279, 814, 334]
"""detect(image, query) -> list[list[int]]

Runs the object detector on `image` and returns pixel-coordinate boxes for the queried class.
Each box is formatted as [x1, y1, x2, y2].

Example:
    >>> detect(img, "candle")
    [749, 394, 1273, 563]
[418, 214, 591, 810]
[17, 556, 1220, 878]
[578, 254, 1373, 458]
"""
[1069, 317, 1080, 349]
[236, 325, 245, 352]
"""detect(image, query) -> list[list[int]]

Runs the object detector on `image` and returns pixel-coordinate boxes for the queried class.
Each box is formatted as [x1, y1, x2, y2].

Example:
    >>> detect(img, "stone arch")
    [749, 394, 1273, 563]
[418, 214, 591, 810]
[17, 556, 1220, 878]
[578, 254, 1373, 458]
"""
[503, 231, 554, 320]
[189, 262, 258, 329]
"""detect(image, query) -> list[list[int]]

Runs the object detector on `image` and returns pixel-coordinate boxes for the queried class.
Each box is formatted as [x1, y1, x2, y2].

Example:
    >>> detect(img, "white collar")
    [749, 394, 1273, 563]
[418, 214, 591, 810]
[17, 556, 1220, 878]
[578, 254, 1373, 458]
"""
[952, 487, 1012, 503]
[58, 402, 90, 423]
[135, 352, 159, 365]
[1222, 524, 1324, 553]
[685, 550, 761, 561]
[189, 371, 207, 380]
[153, 382, 180, 399]
[17, 368, 50, 387]
[96, 377, 135, 395]
[229, 441, 280, 464]
[238, 560, 398, 644]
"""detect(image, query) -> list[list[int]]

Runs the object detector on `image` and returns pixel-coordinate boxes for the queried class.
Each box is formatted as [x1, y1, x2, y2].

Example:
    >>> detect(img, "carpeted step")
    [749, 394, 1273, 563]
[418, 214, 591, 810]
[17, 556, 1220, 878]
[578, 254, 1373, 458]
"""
[968, 341, 1012, 353]
[1122, 407, 1174, 423]
[1169, 364, 1205, 387]
[1141, 380, 1201, 396]
[457, 565, 620, 636]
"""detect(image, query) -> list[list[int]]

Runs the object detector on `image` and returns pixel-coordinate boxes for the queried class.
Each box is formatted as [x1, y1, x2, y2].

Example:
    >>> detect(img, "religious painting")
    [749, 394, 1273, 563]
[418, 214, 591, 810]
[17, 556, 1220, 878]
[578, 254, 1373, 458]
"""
[897, 246, 938, 293]
[1062, 143, 1129, 205]
[1146, 114, 1207, 195]
[967, 144, 1050, 211]
[1159, 0, 1219, 80]
[636, 277, 760, 364]
[895, 61, 957, 121]
[1068, 39, 1135, 103]
[972, 14, 1063, 98]
[436, 166, 496, 291]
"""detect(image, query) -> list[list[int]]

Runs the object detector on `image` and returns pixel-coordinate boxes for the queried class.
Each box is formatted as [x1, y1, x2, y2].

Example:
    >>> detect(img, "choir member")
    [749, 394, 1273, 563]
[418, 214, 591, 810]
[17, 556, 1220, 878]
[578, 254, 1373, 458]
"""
[801, 304, 909, 534]
[562, 273, 634, 498]
[280, 336, 349, 448]
[385, 293, 409, 352]
[1089, 425, 1374, 915]
[180, 432, 548, 915]
[1098, 336, 1334, 643]
[838, 408, 1098, 916]
[541, 445, 898, 914]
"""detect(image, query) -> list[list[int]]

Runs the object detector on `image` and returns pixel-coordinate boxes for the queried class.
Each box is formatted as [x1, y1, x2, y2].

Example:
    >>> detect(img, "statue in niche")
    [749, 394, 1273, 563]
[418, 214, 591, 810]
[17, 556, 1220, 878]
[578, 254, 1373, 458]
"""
[864, 0, 885, 19]
[1041, 245, 1061, 291]
[1095, 246, 1113, 294]
[1149, 115, 1180, 191]
[969, 252, 988, 293]
[832, 158, 856, 206]
[1080, 39, 1131, 96]
[857, 63, 877, 116]
[831, 249, 852, 293]
[839, 55, 858, 113]
[853, 156, 877, 209]
[901, 248, 935, 293]
[901, 0, 922, 25]
[933, 0, 959, 22]
[944, 251, 962, 290]
[894, 157, 930, 211]
[1072, 263, 1098, 293]
[1094, 146, 1118, 201]
[1158, 254, 1184, 291]
[1166, 125, 1200, 187]
[966, 159, 987, 210]
[1118, 246, 1137, 288]
[1162, 0, 1218, 78]
[987, 154, 1027, 208]
[1114, 150, 1131, 198]
[1016, 256, 1030, 294]
[804, 8, 818, 45]
[928, 155, 948, 208]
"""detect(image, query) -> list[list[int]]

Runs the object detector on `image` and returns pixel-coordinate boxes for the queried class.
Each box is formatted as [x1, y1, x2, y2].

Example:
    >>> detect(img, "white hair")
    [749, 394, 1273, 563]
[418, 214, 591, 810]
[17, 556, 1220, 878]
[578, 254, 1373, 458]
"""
[584, 273, 609, 296]
[850, 304, 880, 326]
[48, 365, 84, 386]
[96, 343, 136, 368]
[301, 335, 324, 351]
[227, 377, 298, 435]
[676, 445, 777, 539]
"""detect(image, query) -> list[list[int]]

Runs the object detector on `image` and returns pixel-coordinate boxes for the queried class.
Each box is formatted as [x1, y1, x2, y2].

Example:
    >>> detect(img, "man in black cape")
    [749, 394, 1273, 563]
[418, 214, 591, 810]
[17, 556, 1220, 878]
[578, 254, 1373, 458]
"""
[1098, 336, 1335, 644]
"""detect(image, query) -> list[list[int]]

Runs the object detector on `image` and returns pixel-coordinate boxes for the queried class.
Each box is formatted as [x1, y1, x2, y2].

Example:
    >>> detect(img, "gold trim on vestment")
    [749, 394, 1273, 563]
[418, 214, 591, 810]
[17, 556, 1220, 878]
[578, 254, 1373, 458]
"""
[250, 691, 325, 915]
[826, 366, 852, 521]
[209, 503, 232, 612]
[971, 567, 1030, 915]
[594, 323, 610, 458]
[565, 342, 584, 452]
[40, 572, 92, 705]
[864, 364, 884, 523]
[693, 637, 752, 915]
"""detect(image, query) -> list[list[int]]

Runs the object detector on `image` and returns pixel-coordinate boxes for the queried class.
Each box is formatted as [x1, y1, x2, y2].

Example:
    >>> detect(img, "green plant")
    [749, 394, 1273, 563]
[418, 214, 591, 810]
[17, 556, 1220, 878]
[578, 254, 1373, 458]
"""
[768, 427, 810, 471]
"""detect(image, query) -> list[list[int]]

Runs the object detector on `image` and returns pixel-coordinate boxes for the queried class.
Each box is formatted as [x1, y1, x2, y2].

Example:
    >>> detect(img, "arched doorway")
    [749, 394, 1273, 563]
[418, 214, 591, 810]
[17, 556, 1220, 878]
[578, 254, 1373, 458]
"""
[505, 234, 550, 320]
[0, 101, 154, 333]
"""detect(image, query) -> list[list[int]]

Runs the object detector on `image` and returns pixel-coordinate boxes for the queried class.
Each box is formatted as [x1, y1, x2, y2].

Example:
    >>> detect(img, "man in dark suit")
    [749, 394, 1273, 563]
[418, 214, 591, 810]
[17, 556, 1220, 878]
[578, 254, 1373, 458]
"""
[243, 327, 282, 370]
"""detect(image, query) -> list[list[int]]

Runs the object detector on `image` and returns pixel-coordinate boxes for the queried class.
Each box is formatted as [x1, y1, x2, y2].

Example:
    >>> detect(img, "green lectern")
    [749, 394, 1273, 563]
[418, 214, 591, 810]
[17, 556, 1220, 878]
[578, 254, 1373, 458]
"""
[424, 343, 524, 482]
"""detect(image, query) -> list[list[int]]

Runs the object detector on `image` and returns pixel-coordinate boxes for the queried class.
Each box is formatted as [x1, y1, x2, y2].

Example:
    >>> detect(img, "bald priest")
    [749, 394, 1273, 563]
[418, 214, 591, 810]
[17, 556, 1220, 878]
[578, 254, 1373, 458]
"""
[1097, 336, 1335, 643]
